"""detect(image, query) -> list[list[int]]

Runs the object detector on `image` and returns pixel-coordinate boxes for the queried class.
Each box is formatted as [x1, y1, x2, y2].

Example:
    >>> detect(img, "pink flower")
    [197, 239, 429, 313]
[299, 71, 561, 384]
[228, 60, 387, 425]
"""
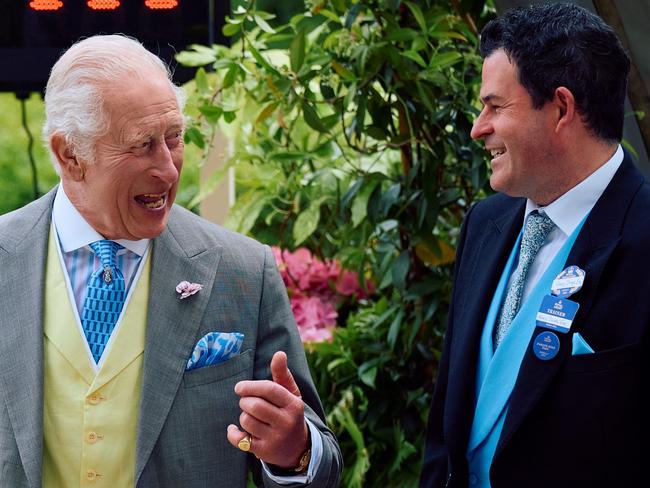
[290, 295, 337, 330]
[300, 326, 334, 343]
[176, 281, 203, 299]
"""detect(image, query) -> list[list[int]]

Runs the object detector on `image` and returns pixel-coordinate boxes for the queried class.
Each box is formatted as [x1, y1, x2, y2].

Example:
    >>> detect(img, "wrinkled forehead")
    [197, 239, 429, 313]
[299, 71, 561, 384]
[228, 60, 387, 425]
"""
[101, 74, 184, 141]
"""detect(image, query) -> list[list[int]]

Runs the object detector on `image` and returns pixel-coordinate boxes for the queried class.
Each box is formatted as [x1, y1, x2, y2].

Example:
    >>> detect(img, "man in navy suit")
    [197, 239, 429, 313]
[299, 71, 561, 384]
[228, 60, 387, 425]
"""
[421, 4, 650, 487]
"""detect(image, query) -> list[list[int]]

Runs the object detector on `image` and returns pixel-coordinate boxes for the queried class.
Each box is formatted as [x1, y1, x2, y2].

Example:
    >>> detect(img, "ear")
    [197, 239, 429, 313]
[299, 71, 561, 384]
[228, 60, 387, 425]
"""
[553, 86, 576, 132]
[50, 133, 86, 181]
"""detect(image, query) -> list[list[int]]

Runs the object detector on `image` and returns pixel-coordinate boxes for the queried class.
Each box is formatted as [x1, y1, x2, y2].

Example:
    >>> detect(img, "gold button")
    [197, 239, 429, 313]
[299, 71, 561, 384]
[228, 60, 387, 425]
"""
[87, 393, 105, 405]
[86, 469, 97, 481]
[87, 431, 98, 443]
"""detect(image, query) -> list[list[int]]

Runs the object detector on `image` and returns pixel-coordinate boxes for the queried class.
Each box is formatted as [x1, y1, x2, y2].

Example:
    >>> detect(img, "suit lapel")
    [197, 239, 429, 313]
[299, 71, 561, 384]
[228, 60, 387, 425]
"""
[0, 190, 56, 488]
[135, 210, 223, 483]
[497, 154, 644, 457]
[445, 199, 524, 457]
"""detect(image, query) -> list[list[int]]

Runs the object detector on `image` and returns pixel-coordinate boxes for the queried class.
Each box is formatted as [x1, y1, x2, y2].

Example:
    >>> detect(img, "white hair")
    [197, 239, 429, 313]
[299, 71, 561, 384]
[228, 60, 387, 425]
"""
[43, 34, 187, 174]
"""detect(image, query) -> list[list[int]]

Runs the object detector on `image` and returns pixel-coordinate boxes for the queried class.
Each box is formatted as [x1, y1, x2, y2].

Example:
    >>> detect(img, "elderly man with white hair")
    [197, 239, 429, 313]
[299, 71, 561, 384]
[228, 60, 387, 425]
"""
[0, 35, 341, 487]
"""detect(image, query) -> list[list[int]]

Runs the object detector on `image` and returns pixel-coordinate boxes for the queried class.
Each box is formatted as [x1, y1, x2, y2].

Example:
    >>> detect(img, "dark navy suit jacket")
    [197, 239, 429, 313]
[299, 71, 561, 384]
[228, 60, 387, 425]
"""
[421, 153, 650, 488]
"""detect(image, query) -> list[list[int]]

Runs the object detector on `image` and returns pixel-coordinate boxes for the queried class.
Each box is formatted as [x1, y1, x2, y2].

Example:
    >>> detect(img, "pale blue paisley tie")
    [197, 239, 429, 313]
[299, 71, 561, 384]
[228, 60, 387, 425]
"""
[494, 211, 556, 348]
[81, 240, 126, 363]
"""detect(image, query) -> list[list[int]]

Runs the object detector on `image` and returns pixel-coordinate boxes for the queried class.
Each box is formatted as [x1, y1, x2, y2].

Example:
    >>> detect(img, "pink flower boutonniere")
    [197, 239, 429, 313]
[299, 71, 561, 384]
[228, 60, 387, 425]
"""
[176, 281, 203, 299]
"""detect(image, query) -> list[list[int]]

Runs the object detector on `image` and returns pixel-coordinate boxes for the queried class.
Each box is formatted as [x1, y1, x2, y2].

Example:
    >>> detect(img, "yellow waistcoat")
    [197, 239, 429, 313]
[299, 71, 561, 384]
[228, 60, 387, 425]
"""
[43, 229, 151, 487]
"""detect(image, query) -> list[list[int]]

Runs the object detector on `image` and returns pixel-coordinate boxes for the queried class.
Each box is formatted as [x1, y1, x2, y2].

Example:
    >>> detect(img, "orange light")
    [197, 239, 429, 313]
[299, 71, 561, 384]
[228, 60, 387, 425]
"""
[29, 0, 63, 10]
[145, 0, 179, 9]
[87, 0, 120, 10]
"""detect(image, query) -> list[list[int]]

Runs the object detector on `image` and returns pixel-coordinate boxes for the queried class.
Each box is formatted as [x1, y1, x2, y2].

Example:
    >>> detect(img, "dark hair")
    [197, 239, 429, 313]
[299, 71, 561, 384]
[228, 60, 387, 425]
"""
[480, 3, 630, 143]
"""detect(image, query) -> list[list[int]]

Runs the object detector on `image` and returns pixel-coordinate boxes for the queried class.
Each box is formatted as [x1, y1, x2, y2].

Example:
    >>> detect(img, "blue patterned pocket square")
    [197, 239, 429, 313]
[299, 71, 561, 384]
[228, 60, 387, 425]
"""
[186, 332, 245, 371]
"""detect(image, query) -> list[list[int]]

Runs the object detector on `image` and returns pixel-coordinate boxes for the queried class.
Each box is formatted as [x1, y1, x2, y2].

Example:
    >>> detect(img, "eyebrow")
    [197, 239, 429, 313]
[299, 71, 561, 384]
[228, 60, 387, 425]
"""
[480, 93, 505, 105]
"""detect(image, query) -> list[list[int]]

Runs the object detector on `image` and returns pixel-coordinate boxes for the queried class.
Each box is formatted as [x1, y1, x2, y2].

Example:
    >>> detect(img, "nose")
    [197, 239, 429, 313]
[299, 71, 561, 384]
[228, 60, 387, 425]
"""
[150, 140, 180, 183]
[470, 107, 492, 140]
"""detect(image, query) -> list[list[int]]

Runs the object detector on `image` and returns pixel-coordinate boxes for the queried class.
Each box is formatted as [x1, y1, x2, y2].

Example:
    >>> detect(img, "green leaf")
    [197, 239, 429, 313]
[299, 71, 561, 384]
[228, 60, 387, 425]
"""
[269, 151, 312, 161]
[385, 28, 419, 42]
[175, 49, 216, 67]
[404, 1, 427, 32]
[303, 103, 330, 133]
[293, 200, 321, 245]
[222, 22, 241, 37]
[429, 51, 463, 69]
[223, 64, 239, 89]
[194, 67, 209, 95]
[198, 105, 223, 124]
[351, 180, 378, 228]
[247, 43, 278, 75]
[319, 9, 341, 24]
[332, 60, 356, 81]
[401, 50, 427, 68]
[290, 28, 306, 72]
[253, 14, 275, 33]
[224, 191, 269, 235]
[392, 251, 410, 290]
[183, 127, 205, 149]
[359, 365, 377, 389]
[255, 101, 279, 124]
[387, 309, 404, 350]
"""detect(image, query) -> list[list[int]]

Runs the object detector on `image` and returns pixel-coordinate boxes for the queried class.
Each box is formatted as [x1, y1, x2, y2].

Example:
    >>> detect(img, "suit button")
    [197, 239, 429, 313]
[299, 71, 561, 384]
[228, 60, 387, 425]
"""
[86, 469, 99, 481]
[469, 473, 478, 485]
[87, 393, 105, 405]
[86, 431, 103, 444]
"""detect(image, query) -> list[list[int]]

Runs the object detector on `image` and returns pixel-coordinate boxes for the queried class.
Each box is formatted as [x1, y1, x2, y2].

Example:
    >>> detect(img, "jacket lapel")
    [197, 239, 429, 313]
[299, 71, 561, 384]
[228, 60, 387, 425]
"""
[496, 154, 644, 457]
[135, 208, 223, 483]
[445, 199, 524, 457]
[0, 190, 56, 488]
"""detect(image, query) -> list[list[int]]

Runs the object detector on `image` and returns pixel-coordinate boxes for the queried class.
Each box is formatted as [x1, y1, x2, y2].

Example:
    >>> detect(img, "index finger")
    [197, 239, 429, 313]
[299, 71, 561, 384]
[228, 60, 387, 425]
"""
[235, 380, 297, 408]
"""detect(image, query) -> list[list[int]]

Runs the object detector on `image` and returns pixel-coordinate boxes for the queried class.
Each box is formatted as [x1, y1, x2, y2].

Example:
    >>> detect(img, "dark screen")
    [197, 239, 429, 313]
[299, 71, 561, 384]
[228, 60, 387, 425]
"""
[0, 0, 227, 92]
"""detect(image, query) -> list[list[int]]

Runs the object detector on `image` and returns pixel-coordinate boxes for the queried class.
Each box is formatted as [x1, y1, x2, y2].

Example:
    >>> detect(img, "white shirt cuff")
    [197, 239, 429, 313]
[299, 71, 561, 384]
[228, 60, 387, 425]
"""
[261, 418, 324, 484]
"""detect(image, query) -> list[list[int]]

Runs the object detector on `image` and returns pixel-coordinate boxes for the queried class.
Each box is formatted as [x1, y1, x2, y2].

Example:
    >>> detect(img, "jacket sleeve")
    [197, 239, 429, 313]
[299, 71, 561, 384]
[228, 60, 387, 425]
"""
[254, 245, 342, 488]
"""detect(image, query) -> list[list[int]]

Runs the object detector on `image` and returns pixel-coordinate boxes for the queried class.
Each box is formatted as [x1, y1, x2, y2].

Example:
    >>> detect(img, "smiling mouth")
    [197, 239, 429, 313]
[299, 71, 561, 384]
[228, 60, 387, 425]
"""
[490, 148, 506, 159]
[135, 193, 167, 209]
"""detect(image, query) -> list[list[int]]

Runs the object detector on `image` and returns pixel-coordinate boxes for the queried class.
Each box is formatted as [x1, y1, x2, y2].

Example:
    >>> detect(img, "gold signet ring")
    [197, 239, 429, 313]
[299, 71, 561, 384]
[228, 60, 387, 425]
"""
[238, 434, 252, 452]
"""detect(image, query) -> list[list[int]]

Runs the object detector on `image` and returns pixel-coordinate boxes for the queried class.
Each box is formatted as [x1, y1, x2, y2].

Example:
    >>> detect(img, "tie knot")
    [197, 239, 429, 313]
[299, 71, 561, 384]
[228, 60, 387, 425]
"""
[89, 240, 123, 269]
[521, 211, 555, 254]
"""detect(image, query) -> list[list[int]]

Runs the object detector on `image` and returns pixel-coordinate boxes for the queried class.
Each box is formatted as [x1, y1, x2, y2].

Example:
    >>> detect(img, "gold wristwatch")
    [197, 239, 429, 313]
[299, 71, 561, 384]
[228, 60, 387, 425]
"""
[294, 447, 311, 473]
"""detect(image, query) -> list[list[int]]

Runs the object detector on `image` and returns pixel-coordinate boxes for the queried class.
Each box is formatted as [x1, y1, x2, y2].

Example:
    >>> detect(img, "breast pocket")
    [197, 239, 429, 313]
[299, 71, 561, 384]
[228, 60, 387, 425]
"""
[182, 348, 254, 388]
[564, 341, 641, 374]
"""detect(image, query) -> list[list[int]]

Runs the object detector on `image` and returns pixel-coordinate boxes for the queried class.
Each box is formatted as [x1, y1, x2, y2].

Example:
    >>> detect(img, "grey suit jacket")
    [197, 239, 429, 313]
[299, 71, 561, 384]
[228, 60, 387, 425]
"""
[0, 189, 342, 487]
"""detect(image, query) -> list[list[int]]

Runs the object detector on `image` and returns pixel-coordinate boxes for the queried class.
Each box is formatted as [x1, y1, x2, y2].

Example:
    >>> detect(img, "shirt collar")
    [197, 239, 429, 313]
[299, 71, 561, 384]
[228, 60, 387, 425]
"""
[524, 144, 624, 236]
[52, 185, 150, 256]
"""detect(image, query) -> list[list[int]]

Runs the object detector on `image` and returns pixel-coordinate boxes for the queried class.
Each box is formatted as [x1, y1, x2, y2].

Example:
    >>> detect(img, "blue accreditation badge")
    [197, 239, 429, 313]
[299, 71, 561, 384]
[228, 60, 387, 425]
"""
[551, 265, 585, 298]
[535, 294, 580, 334]
[533, 331, 560, 361]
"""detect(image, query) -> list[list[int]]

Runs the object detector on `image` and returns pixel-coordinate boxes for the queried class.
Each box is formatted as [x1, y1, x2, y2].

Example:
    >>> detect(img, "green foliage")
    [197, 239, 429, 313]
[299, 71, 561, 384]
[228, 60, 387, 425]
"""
[0, 93, 57, 215]
[178, 0, 494, 485]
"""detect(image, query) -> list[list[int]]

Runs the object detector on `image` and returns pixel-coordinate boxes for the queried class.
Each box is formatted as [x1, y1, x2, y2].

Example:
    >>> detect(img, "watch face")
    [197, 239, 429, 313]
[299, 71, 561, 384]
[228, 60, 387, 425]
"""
[0, 0, 228, 91]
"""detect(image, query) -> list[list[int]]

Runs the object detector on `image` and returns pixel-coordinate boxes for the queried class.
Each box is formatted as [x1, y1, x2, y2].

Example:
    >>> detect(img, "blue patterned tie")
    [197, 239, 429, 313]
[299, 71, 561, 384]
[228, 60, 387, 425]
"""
[81, 240, 126, 363]
[494, 211, 556, 347]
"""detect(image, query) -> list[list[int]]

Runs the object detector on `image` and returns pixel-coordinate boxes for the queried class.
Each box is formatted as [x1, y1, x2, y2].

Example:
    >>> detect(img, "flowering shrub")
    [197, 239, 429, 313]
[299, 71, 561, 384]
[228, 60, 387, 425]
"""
[273, 247, 373, 343]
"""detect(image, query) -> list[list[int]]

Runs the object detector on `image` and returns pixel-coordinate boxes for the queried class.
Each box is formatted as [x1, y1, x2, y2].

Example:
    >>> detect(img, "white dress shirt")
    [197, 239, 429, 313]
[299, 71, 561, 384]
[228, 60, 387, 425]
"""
[516, 145, 623, 304]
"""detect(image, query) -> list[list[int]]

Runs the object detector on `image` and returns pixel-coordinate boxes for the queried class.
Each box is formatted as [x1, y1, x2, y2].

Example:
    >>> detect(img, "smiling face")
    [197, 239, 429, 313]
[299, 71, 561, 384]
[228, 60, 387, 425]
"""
[61, 72, 184, 240]
[471, 50, 562, 202]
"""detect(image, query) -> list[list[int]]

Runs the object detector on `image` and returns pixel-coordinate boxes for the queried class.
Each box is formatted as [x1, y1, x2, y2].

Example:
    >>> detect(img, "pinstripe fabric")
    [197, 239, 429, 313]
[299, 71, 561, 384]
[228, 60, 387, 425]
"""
[81, 240, 127, 363]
